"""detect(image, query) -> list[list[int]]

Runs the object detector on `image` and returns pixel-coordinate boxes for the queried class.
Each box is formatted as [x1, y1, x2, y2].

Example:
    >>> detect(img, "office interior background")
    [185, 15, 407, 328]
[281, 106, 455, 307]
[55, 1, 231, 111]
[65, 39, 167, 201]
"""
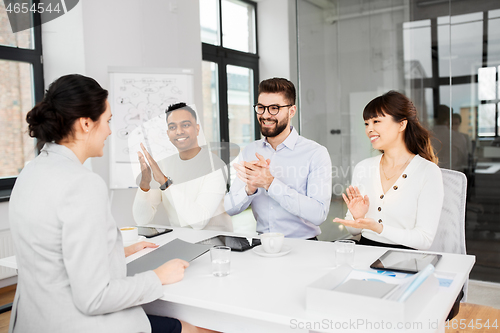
[0, 0, 500, 289]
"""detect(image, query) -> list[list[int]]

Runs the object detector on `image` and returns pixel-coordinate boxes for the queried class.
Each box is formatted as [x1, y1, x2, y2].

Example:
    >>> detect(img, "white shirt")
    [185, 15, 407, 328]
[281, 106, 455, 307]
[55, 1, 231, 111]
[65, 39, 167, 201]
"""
[133, 146, 233, 231]
[345, 154, 444, 250]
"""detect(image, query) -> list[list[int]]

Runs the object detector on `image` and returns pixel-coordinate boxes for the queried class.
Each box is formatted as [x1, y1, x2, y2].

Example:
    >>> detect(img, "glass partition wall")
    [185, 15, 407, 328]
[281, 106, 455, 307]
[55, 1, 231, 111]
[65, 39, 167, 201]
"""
[296, 0, 500, 282]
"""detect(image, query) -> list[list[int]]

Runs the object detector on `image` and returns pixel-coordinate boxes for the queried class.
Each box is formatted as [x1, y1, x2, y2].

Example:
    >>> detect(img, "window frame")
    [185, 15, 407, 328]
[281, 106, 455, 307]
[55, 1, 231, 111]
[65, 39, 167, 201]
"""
[0, 5, 44, 202]
[201, 0, 260, 164]
[407, 11, 499, 139]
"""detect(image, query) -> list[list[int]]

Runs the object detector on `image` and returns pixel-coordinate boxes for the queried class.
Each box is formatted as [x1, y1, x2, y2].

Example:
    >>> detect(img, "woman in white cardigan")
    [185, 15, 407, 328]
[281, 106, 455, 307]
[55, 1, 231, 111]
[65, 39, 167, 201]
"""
[9, 75, 212, 333]
[334, 91, 444, 250]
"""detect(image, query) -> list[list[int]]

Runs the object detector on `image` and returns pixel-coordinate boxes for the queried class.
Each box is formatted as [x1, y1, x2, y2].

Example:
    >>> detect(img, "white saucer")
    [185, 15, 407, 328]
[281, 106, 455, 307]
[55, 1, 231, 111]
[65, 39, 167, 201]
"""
[123, 236, 146, 247]
[252, 245, 291, 257]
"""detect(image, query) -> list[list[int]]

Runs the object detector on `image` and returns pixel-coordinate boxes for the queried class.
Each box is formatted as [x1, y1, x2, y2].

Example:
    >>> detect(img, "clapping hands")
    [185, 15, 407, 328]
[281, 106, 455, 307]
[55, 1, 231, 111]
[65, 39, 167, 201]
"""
[333, 186, 383, 234]
[342, 186, 369, 220]
[233, 153, 273, 195]
[137, 143, 168, 191]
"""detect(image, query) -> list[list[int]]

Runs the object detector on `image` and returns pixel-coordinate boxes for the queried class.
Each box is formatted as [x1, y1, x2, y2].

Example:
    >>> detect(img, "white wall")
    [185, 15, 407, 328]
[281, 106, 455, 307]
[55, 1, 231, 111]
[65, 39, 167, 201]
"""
[41, 1, 86, 84]
[1, 0, 300, 232]
[0, 0, 204, 231]
[296, 0, 328, 149]
[258, 0, 291, 80]
[81, 0, 203, 227]
[257, 0, 300, 128]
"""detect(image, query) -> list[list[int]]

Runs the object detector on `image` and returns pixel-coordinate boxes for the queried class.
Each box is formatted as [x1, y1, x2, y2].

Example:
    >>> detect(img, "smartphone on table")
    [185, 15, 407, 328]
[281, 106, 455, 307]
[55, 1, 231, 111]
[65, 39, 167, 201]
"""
[136, 226, 173, 238]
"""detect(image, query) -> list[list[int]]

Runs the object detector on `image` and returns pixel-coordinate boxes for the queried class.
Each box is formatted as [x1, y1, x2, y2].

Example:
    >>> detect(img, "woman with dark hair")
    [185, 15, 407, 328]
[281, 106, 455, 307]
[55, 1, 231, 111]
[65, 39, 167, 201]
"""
[334, 90, 444, 250]
[9, 74, 212, 333]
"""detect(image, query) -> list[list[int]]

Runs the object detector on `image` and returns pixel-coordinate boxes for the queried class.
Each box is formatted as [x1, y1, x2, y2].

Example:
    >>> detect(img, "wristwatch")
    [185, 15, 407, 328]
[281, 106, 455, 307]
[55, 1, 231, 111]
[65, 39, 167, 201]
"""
[160, 178, 173, 191]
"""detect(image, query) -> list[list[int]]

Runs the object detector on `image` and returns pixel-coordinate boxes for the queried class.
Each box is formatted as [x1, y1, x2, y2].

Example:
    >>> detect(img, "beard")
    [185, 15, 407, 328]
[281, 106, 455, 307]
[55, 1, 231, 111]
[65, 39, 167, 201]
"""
[259, 114, 289, 138]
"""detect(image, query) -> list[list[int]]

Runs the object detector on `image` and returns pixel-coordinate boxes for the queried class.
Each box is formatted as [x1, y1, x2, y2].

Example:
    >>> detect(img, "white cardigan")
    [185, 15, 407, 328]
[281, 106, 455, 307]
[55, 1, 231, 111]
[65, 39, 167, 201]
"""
[345, 154, 444, 250]
[9, 143, 163, 333]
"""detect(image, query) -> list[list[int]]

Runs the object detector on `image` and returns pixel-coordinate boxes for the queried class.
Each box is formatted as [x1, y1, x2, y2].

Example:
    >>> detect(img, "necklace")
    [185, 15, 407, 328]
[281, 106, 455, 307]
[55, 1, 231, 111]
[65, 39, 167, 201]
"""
[381, 154, 413, 180]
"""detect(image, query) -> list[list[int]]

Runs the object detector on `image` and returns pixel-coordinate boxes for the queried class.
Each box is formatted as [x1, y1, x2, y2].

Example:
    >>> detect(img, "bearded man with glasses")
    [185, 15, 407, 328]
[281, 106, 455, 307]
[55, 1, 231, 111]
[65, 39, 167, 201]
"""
[224, 78, 332, 240]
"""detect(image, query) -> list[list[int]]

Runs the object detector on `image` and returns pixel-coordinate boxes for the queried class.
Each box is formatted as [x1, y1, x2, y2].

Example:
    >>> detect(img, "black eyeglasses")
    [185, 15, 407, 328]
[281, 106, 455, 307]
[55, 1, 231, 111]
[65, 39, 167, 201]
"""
[253, 104, 293, 115]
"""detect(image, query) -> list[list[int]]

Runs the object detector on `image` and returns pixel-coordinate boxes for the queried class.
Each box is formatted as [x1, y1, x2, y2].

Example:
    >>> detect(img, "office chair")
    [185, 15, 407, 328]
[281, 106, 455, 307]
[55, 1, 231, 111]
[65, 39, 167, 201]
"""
[428, 168, 468, 320]
[429, 169, 467, 257]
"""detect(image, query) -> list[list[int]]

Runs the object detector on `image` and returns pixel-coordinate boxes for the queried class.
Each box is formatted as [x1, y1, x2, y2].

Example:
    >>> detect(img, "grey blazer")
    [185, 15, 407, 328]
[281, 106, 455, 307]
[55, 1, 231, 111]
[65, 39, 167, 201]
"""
[9, 143, 163, 333]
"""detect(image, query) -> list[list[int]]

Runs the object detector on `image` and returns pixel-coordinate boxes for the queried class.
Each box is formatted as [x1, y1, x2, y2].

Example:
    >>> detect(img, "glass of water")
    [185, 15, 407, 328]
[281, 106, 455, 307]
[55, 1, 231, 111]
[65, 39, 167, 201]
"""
[210, 246, 231, 277]
[334, 240, 355, 267]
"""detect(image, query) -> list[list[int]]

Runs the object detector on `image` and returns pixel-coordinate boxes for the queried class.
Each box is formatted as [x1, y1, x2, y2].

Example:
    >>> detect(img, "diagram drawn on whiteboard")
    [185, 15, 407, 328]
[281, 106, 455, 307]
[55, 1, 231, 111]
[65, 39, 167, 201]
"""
[111, 71, 193, 163]
[108, 68, 194, 189]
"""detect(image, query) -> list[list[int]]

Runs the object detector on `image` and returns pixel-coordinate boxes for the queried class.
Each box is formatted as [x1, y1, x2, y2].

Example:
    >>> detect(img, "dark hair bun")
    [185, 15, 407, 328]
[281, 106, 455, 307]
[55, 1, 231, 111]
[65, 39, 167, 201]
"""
[26, 100, 65, 146]
[25, 74, 108, 150]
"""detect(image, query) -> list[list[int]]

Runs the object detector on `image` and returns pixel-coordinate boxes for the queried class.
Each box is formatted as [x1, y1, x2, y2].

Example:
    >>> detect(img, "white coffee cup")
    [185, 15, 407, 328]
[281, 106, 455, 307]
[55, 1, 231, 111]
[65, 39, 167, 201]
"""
[120, 227, 138, 243]
[260, 233, 284, 254]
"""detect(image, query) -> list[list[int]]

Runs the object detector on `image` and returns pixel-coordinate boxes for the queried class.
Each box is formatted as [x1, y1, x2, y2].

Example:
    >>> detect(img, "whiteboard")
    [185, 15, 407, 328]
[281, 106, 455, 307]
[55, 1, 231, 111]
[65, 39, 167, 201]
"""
[108, 67, 195, 189]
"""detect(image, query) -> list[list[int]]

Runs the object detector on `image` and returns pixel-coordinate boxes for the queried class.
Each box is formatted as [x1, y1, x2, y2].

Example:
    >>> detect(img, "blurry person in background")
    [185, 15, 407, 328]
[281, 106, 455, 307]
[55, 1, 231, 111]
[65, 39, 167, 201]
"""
[452, 113, 473, 173]
[432, 105, 468, 172]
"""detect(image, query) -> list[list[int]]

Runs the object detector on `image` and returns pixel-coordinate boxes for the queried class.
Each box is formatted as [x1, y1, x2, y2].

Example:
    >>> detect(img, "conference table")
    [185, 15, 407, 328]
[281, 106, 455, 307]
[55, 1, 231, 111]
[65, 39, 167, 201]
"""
[129, 226, 475, 333]
[0, 226, 475, 333]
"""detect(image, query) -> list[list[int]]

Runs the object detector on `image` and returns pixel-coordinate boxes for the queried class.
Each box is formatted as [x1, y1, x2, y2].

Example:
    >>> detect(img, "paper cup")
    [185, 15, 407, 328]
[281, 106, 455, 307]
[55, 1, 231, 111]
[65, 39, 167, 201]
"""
[120, 227, 138, 243]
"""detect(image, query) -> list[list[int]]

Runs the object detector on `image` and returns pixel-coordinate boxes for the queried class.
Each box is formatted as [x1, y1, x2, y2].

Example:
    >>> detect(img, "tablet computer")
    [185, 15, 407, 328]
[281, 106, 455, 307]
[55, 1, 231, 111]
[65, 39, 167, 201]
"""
[137, 226, 172, 238]
[196, 235, 261, 252]
[370, 250, 442, 274]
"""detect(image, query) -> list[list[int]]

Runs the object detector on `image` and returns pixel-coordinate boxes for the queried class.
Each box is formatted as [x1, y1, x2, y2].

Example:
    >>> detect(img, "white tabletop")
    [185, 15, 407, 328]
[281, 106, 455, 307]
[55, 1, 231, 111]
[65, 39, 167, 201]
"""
[0, 227, 475, 333]
[135, 227, 475, 333]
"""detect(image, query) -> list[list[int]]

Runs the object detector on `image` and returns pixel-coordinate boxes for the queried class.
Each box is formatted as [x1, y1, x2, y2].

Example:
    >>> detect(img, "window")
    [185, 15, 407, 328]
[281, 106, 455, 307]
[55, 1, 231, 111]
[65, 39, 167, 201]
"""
[200, 0, 259, 171]
[0, 1, 44, 201]
[478, 66, 498, 137]
[405, 10, 500, 147]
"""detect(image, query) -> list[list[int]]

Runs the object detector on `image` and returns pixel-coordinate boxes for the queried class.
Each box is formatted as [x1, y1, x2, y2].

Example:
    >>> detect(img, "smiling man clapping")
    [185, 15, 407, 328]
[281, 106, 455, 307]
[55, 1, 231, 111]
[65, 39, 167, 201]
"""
[224, 78, 332, 239]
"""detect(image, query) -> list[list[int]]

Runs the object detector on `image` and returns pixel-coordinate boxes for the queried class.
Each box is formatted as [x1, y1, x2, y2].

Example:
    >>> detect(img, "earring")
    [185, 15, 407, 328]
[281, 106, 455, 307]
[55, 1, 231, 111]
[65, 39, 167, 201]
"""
[86, 129, 89, 132]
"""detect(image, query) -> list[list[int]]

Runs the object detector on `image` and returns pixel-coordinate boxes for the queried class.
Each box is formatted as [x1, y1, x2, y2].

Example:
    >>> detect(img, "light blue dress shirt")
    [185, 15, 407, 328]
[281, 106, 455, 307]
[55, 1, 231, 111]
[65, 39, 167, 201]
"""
[224, 126, 332, 239]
